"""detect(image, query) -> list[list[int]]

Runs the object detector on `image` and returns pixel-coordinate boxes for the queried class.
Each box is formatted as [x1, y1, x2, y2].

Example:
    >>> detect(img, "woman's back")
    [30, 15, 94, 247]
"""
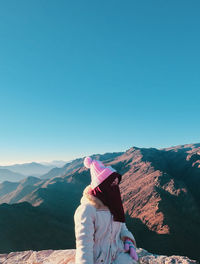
[74, 186, 137, 264]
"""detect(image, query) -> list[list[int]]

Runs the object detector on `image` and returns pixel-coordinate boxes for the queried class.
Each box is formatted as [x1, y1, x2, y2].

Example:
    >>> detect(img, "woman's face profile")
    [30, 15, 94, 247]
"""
[111, 177, 119, 186]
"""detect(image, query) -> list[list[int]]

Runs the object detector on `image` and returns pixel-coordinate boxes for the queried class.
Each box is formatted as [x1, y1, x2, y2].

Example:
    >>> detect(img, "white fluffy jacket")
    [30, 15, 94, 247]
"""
[74, 185, 138, 264]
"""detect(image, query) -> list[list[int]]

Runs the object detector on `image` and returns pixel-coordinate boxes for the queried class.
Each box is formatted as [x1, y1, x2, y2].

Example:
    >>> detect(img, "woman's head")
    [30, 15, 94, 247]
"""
[84, 157, 125, 222]
[88, 171, 125, 222]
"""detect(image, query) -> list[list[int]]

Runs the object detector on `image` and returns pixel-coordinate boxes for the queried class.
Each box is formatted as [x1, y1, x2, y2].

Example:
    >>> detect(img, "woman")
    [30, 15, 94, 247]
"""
[74, 157, 139, 264]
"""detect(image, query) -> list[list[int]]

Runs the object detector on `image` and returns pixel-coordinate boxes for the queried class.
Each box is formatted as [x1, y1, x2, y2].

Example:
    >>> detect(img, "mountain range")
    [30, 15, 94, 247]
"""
[0, 144, 199, 261]
[0, 160, 67, 183]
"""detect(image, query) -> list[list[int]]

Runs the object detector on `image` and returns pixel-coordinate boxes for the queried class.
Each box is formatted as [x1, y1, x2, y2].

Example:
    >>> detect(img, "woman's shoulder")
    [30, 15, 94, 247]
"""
[74, 186, 96, 216]
[81, 185, 109, 210]
[74, 184, 109, 219]
[74, 202, 96, 222]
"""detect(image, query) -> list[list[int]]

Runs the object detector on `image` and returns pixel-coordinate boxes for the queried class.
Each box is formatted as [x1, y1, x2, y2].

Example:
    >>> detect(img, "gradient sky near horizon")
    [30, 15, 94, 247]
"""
[0, 0, 200, 165]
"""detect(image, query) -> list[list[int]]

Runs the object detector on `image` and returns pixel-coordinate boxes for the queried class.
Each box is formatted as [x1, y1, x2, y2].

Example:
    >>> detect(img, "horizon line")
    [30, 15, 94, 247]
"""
[0, 142, 199, 166]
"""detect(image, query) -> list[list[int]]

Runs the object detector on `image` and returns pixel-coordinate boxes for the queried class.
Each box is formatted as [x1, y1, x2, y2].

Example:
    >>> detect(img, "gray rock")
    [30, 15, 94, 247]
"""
[0, 248, 198, 264]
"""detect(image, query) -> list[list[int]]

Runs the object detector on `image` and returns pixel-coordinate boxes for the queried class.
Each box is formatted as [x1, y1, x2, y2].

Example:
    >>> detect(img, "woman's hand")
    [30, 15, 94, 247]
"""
[124, 238, 138, 261]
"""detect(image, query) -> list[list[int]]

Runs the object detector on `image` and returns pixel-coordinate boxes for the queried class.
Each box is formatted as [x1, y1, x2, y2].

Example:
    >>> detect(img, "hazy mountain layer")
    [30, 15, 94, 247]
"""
[0, 162, 58, 177]
[0, 169, 26, 183]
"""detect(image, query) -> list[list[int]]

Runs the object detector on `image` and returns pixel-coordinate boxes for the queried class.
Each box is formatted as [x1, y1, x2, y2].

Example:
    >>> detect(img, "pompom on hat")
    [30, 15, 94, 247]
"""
[84, 156, 93, 168]
[83, 156, 116, 189]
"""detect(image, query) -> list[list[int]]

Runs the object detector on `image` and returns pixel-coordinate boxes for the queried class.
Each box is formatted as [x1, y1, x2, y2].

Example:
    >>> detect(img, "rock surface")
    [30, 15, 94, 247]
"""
[0, 248, 198, 264]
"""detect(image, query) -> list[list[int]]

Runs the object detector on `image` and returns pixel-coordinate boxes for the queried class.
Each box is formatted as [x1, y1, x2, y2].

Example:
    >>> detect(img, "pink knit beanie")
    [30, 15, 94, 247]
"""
[83, 157, 116, 189]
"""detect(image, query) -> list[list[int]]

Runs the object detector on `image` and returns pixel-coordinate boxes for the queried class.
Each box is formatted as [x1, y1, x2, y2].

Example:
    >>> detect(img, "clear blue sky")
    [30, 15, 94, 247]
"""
[0, 0, 200, 165]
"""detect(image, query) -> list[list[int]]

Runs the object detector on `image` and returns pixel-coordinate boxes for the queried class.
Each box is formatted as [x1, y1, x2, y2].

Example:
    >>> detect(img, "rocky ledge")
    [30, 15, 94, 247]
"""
[0, 248, 198, 264]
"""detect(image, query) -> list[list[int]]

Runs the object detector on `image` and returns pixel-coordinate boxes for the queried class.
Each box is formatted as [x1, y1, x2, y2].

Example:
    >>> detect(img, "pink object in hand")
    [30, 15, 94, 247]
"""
[124, 239, 138, 261]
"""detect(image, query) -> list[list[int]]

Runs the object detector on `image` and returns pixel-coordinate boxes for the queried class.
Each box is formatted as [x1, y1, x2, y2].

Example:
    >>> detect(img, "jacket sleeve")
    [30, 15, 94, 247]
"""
[120, 222, 137, 247]
[74, 204, 96, 264]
